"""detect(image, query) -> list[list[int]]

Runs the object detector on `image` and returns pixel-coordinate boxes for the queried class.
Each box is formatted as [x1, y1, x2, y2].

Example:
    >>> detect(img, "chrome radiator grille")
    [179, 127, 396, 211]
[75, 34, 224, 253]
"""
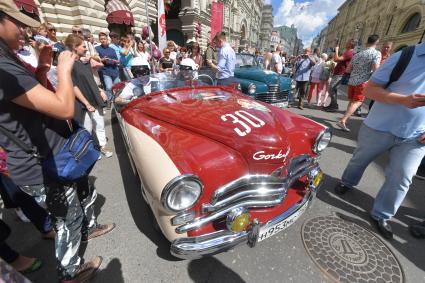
[268, 84, 279, 93]
[201, 175, 287, 213]
[256, 84, 289, 104]
[175, 155, 317, 234]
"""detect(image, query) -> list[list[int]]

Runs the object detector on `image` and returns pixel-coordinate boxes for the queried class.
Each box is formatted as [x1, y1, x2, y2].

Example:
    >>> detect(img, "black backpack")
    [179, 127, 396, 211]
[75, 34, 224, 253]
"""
[369, 45, 415, 110]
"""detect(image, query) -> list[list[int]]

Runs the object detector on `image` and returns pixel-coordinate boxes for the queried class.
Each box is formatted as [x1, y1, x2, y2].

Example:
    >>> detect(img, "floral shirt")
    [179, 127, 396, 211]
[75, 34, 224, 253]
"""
[348, 47, 381, 86]
[0, 147, 7, 174]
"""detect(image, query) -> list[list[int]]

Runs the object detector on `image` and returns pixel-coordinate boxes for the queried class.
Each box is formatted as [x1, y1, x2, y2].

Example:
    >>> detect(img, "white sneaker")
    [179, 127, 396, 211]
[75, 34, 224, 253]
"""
[100, 147, 113, 158]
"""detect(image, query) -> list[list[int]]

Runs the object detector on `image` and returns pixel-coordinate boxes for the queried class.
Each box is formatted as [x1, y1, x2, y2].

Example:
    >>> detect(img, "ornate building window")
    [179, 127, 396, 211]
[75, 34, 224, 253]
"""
[401, 13, 421, 34]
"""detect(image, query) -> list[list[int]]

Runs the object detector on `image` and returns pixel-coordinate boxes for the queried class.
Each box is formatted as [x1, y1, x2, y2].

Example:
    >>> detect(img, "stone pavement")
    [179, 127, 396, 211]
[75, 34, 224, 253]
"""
[2, 94, 425, 283]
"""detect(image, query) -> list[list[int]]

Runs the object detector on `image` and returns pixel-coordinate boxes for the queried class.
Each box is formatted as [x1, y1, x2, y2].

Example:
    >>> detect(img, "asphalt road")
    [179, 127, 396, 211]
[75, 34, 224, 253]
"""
[6, 96, 425, 283]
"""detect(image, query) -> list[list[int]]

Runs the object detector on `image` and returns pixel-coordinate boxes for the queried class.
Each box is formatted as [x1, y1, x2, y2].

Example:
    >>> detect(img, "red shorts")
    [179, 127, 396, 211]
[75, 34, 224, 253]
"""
[348, 83, 366, 102]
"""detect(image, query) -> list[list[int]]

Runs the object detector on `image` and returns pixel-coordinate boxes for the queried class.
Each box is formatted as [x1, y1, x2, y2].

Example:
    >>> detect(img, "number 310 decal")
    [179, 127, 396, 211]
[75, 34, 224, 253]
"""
[221, 110, 265, 137]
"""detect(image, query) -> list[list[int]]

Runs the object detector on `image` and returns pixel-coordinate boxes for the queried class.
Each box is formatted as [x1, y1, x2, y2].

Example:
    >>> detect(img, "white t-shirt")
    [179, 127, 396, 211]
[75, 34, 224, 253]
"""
[118, 78, 158, 101]
[134, 51, 151, 64]
[271, 53, 283, 73]
[17, 48, 38, 68]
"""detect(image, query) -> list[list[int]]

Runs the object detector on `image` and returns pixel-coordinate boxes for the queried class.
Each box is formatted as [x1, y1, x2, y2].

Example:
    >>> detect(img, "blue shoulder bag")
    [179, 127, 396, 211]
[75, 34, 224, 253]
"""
[0, 121, 100, 183]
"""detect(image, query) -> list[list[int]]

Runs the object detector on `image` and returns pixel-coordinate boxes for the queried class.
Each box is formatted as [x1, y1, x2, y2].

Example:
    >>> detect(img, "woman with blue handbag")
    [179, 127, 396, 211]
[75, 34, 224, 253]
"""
[0, 1, 114, 282]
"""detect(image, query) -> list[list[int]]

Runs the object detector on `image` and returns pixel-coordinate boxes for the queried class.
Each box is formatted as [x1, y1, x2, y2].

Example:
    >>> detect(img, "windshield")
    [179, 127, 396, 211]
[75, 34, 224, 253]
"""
[235, 54, 258, 68]
[115, 70, 216, 104]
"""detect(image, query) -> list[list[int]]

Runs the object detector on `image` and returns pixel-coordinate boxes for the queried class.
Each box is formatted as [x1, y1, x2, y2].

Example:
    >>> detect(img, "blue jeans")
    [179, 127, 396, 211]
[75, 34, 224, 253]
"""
[122, 67, 132, 81]
[102, 75, 120, 102]
[328, 75, 343, 107]
[341, 124, 425, 220]
[217, 77, 236, 86]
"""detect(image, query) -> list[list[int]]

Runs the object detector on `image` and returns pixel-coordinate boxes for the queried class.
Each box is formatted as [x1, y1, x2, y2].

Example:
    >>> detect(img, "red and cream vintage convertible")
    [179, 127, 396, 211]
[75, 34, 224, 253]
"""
[113, 71, 331, 259]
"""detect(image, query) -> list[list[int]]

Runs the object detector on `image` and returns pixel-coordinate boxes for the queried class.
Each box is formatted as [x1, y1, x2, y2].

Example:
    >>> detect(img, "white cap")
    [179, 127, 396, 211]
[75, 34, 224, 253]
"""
[180, 58, 199, 70]
[131, 57, 150, 69]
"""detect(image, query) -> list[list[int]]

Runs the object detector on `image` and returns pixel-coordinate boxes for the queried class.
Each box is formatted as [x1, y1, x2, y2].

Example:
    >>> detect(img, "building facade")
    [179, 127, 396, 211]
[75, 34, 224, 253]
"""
[259, 4, 273, 52]
[323, 0, 425, 52]
[310, 34, 321, 50]
[274, 24, 300, 55]
[221, 0, 263, 51]
[318, 26, 328, 52]
[21, 0, 267, 51]
[270, 30, 280, 51]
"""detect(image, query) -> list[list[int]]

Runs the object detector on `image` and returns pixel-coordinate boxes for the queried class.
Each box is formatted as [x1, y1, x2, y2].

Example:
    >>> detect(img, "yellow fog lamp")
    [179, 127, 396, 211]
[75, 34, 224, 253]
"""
[311, 170, 324, 188]
[226, 208, 251, 233]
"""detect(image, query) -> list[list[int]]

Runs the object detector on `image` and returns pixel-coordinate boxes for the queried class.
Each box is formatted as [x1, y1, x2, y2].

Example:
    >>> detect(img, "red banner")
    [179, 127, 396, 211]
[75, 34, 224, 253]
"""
[210, 2, 224, 42]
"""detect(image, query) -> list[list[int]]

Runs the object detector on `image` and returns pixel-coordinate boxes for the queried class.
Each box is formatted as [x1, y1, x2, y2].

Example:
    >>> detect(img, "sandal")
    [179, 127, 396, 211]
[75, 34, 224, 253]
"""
[19, 258, 43, 274]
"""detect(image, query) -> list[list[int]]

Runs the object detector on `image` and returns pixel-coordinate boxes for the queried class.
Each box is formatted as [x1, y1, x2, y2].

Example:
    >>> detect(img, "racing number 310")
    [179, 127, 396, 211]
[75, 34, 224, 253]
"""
[221, 110, 265, 137]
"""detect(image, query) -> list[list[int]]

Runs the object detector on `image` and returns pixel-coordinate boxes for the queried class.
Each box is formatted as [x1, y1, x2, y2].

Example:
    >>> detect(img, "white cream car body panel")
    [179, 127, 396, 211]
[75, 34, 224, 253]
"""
[124, 121, 187, 240]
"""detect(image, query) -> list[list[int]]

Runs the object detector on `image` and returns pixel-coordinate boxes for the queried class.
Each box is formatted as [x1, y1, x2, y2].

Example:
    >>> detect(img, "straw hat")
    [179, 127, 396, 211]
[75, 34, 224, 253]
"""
[0, 0, 40, 28]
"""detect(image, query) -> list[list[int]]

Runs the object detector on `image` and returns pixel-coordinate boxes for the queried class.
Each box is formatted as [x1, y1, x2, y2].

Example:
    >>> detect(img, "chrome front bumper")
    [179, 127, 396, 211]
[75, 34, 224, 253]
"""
[170, 189, 315, 259]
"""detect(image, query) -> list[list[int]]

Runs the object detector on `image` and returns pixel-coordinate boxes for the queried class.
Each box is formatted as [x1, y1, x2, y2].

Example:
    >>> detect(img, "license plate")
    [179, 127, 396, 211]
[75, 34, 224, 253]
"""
[272, 102, 288, 108]
[257, 200, 309, 242]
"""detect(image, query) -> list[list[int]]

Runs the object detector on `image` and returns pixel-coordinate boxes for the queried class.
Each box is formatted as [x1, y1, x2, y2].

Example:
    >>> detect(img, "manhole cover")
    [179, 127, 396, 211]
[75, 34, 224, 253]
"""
[302, 216, 404, 283]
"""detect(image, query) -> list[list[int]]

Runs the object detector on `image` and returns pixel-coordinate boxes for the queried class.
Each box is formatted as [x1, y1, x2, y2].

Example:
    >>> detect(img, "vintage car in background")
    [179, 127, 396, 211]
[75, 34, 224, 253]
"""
[234, 53, 293, 108]
[113, 71, 331, 259]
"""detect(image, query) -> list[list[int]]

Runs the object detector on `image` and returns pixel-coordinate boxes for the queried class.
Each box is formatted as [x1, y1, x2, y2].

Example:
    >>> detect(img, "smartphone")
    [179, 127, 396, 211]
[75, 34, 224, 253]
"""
[33, 35, 51, 45]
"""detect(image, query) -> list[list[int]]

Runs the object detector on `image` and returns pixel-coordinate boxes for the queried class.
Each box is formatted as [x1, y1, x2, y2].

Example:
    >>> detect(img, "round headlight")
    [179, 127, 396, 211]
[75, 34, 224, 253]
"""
[313, 128, 332, 154]
[248, 83, 256, 94]
[161, 175, 203, 213]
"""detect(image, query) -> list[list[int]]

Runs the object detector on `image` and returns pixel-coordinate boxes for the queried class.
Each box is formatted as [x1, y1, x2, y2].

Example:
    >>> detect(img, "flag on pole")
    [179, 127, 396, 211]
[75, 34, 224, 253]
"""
[210, 1, 224, 42]
[158, 0, 167, 52]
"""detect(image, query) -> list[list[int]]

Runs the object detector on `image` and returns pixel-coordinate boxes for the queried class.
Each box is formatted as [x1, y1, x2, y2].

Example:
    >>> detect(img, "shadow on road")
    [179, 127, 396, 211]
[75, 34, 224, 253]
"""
[318, 174, 425, 272]
[188, 257, 246, 283]
[93, 258, 124, 283]
[110, 110, 180, 261]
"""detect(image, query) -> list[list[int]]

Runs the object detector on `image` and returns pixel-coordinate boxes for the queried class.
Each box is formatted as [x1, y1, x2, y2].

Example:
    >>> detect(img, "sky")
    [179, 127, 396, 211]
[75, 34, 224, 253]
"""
[265, 0, 345, 47]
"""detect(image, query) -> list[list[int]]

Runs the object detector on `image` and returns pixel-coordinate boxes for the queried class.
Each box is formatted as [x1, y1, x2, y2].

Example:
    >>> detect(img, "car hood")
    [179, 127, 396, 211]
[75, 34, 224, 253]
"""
[235, 67, 280, 85]
[128, 86, 301, 165]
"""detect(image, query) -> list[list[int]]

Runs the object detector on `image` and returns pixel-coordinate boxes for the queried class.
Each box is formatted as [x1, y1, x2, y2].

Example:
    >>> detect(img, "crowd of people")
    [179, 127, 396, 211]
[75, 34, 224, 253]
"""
[0, 1, 118, 282]
[282, 33, 425, 240]
[0, 0, 239, 280]
[0, 0, 424, 281]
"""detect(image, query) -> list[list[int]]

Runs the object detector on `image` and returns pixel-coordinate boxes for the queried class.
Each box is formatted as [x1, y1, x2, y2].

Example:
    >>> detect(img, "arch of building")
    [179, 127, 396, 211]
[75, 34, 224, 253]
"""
[397, 4, 423, 35]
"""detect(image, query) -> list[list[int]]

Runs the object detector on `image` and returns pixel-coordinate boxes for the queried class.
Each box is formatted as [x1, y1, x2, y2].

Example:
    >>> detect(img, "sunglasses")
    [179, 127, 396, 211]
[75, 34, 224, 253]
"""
[72, 30, 82, 34]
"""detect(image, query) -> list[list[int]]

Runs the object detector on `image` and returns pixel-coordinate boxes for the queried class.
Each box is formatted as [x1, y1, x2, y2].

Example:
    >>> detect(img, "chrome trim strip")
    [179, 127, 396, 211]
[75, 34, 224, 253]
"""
[203, 186, 287, 213]
[210, 175, 286, 205]
[176, 198, 283, 234]
[171, 210, 196, 226]
[171, 230, 249, 259]
[170, 190, 314, 259]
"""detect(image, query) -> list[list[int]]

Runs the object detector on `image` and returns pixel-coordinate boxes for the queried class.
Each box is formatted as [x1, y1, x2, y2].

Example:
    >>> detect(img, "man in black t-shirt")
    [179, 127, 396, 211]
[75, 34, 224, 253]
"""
[0, 1, 115, 280]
